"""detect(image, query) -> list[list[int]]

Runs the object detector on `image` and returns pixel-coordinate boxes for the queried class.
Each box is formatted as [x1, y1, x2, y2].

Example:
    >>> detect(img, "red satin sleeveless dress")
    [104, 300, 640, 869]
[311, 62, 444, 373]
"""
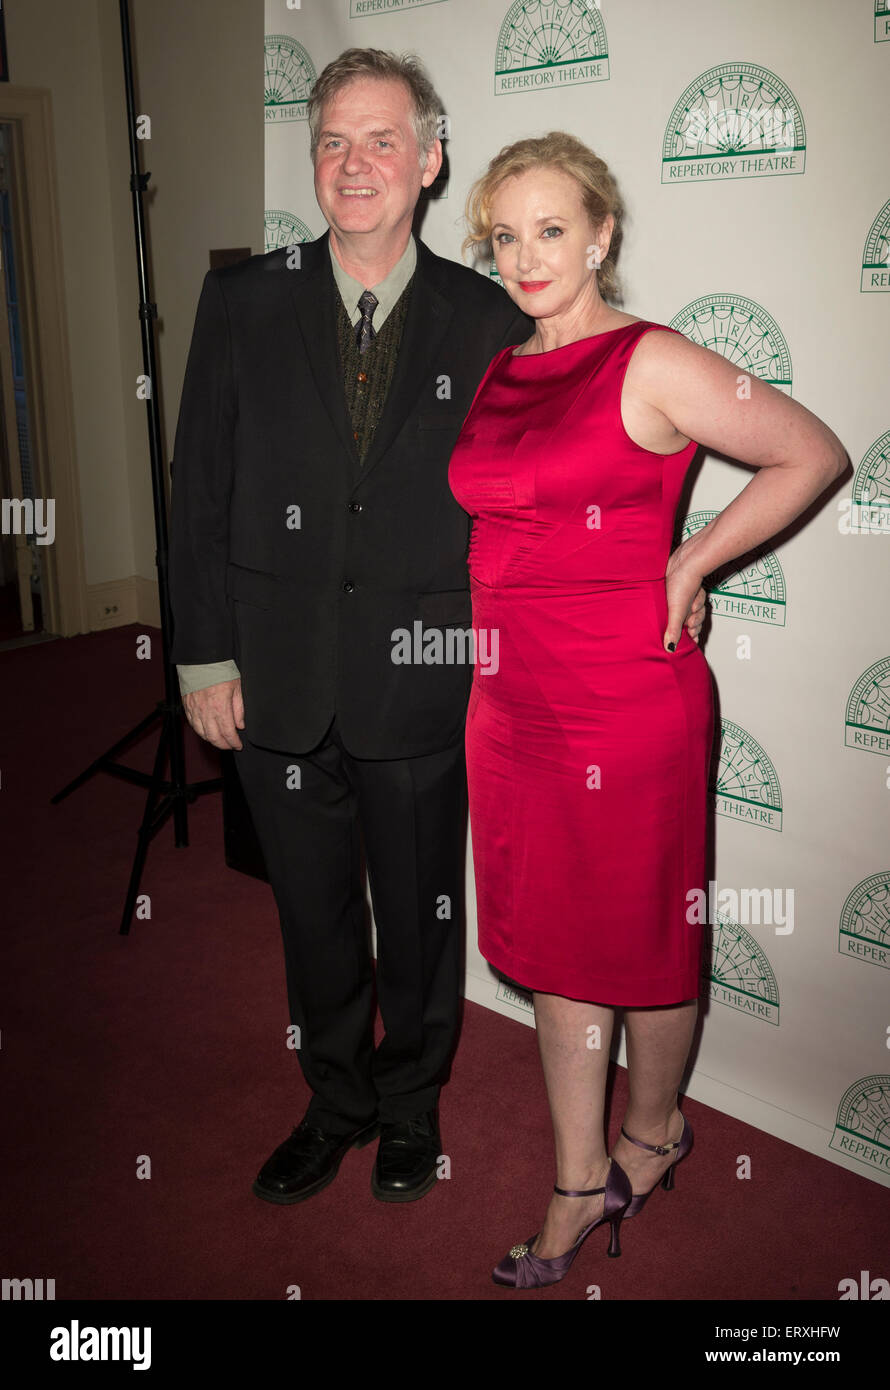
[448, 321, 715, 1006]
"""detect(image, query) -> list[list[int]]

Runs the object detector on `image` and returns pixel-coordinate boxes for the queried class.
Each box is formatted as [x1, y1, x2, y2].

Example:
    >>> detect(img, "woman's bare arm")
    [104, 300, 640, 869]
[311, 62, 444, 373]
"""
[627, 330, 848, 582]
[625, 330, 845, 650]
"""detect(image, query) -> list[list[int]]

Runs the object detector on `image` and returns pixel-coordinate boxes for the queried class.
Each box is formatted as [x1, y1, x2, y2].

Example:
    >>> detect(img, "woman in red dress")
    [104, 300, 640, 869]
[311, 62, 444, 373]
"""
[448, 132, 846, 1289]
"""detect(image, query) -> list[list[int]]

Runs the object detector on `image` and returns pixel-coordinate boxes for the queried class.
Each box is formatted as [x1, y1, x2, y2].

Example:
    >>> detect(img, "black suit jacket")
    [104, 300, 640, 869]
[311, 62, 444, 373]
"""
[168, 231, 531, 758]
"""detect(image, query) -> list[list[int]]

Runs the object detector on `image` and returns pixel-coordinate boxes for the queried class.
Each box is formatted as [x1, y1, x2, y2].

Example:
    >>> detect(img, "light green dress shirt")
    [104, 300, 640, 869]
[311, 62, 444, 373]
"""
[177, 234, 417, 697]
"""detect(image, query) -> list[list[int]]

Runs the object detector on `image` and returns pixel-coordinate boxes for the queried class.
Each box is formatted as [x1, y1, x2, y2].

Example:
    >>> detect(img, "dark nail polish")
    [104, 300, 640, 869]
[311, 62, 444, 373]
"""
[667, 641, 676, 652]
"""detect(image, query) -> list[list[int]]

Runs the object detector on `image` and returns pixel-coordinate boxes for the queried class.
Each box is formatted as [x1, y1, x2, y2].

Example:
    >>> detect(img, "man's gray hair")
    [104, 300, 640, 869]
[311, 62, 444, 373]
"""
[306, 48, 442, 167]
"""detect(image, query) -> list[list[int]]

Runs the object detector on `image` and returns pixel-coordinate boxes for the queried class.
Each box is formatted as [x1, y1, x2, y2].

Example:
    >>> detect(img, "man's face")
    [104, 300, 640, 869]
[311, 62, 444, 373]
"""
[313, 77, 441, 247]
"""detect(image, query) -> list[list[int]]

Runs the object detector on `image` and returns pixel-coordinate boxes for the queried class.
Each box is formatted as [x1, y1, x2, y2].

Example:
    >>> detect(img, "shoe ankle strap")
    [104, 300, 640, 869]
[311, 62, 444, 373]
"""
[553, 1158, 611, 1197]
[620, 1123, 681, 1156]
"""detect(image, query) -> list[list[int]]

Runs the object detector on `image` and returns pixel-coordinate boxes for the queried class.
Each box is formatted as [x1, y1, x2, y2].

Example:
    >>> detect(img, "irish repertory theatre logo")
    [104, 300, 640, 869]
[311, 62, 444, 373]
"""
[838, 430, 890, 534]
[861, 198, 890, 291]
[669, 295, 793, 395]
[351, 0, 446, 13]
[682, 510, 786, 626]
[845, 658, 890, 756]
[877, 0, 890, 42]
[712, 720, 783, 831]
[839, 873, 890, 972]
[495, 980, 534, 1014]
[662, 62, 806, 183]
[830, 1076, 890, 1176]
[494, 0, 609, 95]
[704, 913, 780, 1024]
[264, 212, 314, 254]
[264, 35, 316, 123]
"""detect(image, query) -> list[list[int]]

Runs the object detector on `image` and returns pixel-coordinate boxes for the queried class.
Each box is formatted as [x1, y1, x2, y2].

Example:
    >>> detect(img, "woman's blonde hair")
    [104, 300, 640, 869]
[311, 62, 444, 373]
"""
[463, 131, 625, 304]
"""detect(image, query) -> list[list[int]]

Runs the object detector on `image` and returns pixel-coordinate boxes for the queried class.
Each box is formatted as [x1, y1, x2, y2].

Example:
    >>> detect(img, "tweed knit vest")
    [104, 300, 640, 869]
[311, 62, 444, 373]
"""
[335, 275, 414, 463]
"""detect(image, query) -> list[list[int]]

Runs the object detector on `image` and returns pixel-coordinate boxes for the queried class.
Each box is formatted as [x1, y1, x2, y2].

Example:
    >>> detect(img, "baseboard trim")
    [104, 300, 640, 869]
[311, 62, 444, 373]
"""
[87, 575, 159, 630]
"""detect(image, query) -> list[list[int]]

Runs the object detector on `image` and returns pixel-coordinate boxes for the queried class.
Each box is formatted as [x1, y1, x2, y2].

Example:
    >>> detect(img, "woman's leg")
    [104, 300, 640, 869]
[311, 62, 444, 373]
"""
[609, 999, 698, 1194]
[528, 992, 616, 1259]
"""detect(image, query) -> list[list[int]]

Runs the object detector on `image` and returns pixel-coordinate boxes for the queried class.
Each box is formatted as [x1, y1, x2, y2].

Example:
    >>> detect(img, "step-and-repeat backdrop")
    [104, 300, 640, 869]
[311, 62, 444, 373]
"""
[264, 0, 890, 1187]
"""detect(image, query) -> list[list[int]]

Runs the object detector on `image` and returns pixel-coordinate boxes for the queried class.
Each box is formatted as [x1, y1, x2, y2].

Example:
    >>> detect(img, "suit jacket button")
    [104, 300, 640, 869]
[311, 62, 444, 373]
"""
[348, 501, 362, 512]
[342, 580, 355, 593]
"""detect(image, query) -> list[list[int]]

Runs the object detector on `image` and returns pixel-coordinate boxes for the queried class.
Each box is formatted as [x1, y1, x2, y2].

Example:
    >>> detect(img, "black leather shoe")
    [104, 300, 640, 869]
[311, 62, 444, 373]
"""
[371, 1110, 441, 1203]
[253, 1115, 379, 1205]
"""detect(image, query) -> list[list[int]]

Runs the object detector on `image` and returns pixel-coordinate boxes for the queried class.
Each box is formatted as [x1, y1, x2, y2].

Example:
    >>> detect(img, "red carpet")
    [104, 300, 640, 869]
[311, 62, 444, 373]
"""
[1, 624, 887, 1301]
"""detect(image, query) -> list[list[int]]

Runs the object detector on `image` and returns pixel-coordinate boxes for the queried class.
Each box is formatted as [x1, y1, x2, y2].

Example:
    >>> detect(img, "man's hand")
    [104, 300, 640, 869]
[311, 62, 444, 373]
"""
[664, 548, 709, 650]
[183, 677, 245, 750]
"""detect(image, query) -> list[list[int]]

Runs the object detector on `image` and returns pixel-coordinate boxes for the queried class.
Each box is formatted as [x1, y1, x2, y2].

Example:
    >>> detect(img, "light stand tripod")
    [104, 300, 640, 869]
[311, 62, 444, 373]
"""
[51, 0, 220, 933]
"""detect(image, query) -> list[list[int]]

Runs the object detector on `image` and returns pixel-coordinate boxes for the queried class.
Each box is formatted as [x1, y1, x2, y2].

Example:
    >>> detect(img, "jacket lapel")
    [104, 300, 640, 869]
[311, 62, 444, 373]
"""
[359, 239, 453, 482]
[285, 230, 360, 467]
[284, 232, 453, 482]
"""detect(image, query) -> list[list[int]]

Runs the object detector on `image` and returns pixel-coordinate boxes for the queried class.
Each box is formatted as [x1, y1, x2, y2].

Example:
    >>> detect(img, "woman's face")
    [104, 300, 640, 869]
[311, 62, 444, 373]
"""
[489, 165, 612, 322]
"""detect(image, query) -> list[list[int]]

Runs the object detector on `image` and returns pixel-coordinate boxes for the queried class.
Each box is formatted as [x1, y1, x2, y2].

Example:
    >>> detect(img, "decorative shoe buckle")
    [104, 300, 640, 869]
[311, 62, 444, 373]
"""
[509, 1243, 529, 1260]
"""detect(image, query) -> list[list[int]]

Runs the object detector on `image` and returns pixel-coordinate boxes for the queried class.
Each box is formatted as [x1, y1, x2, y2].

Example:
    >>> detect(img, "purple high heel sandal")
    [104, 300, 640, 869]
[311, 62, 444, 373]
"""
[492, 1156, 632, 1289]
[620, 1114, 693, 1219]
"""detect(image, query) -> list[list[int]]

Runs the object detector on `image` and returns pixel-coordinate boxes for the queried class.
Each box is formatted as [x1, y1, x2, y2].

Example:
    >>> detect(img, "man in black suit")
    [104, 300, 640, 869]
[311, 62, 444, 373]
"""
[169, 49, 531, 1206]
[169, 48, 703, 1209]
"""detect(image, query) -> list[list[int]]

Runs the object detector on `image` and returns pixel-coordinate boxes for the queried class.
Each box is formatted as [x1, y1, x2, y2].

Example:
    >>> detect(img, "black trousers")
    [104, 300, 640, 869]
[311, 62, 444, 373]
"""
[233, 715, 467, 1135]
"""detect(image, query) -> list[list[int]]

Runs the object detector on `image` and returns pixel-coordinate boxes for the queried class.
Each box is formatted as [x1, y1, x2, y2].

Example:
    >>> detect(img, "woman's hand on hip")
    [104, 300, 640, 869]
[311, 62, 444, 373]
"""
[664, 549, 708, 650]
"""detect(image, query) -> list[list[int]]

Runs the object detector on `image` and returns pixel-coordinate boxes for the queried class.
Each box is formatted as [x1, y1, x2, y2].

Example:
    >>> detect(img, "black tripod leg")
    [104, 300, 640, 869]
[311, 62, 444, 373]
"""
[168, 695, 189, 848]
[119, 713, 171, 935]
[51, 707, 161, 803]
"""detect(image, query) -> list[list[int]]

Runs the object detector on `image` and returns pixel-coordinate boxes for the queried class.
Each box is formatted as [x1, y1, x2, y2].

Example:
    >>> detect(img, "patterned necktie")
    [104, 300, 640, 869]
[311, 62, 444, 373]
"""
[356, 289, 378, 353]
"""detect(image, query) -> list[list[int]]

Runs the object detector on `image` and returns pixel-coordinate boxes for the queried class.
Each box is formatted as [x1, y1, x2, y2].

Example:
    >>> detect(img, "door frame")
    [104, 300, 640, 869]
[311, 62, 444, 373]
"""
[0, 86, 87, 637]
